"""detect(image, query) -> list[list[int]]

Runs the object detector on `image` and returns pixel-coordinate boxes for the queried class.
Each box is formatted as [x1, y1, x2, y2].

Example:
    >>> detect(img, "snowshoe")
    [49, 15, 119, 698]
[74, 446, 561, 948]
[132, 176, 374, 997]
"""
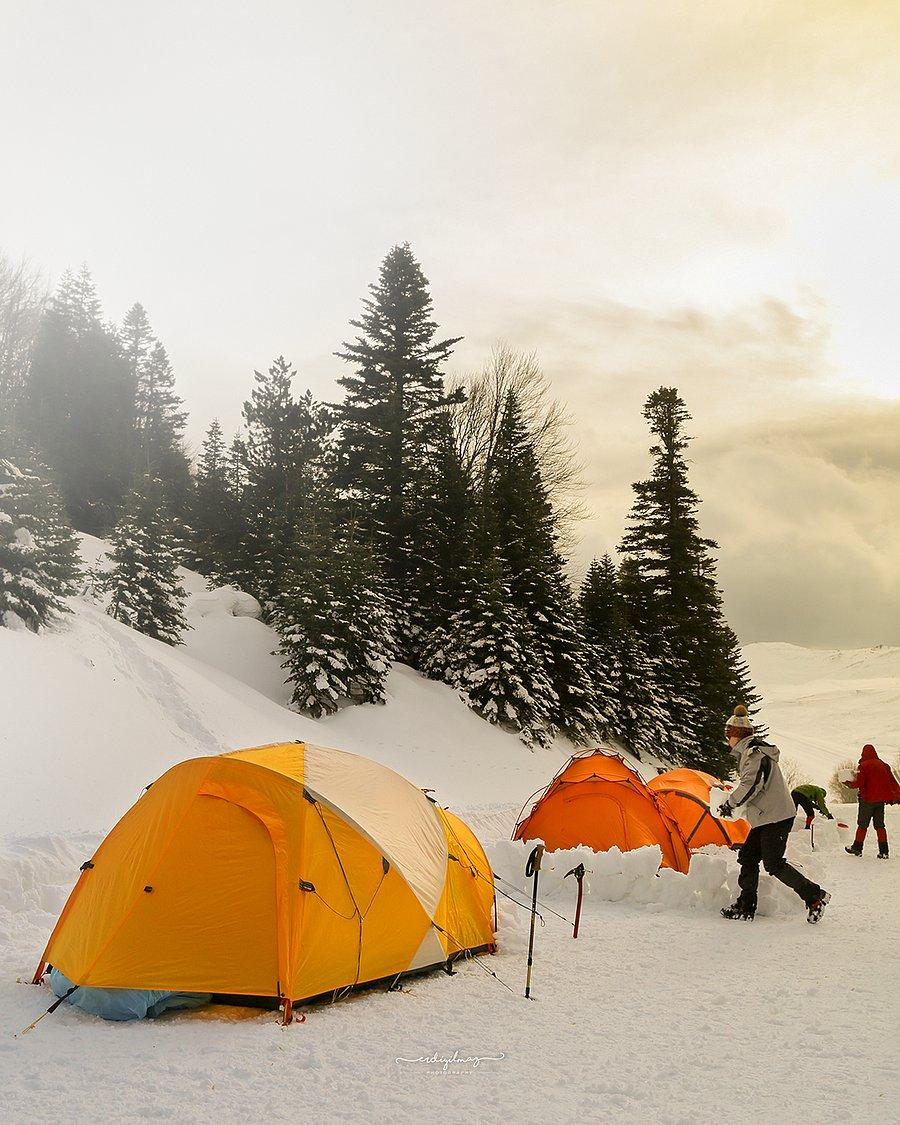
[844, 844, 863, 856]
[806, 891, 831, 924]
[721, 902, 755, 921]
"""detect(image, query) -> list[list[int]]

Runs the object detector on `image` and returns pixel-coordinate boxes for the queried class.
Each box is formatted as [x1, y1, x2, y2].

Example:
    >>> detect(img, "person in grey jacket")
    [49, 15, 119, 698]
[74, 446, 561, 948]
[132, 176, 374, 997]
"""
[718, 705, 831, 923]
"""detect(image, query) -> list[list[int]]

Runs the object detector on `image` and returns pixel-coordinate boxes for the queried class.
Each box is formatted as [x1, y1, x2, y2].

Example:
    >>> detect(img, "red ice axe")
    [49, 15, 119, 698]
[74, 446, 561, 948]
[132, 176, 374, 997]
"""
[565, 862, 586, 939]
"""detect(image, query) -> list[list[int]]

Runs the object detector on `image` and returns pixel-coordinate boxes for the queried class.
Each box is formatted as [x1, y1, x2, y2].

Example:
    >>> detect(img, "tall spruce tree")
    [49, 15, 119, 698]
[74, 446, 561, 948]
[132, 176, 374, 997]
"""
[104, 478, 188, 644]
[0, 438, 82, 631]
[120, 303, 191, 511]
[335, 244, 461, 657]
[580, 555, 619, 647]
[409, 407, 474, 648]
[619, 387, 761, 771]
[482, 391, 604, 742]
[272, 515, 395, 716]
[423, 556, 557, 748]
[579, 555, 665, 757]
[239, 358, 332, 607]
[189, 419, 244, 580]
[23, 267, 135, 533]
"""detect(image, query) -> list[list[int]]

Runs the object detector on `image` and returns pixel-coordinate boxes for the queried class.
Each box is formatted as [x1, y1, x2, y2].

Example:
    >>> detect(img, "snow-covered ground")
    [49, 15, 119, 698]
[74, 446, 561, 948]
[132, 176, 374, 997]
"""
[1, 550, 898, 1123]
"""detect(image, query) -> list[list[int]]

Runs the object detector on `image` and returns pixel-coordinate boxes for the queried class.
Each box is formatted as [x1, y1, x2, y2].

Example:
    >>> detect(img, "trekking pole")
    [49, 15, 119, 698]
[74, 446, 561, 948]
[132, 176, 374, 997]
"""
[524, 844, 544, 999]
[564, 862, 586, 939]
[810, 820, 815, 851]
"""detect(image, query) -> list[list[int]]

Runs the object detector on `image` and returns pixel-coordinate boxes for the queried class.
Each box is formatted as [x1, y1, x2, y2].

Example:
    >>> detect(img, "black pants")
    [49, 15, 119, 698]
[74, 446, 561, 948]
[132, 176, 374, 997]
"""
[737, 817, 822, 908]
[857, 800, 885, 830]
[792, 791, 815, 819]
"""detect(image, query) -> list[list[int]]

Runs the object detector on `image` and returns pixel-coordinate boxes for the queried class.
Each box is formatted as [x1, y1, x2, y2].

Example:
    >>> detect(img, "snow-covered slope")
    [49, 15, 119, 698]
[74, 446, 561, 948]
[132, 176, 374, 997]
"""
[0, 590, 577, 839]
[745, 642, 900, 784]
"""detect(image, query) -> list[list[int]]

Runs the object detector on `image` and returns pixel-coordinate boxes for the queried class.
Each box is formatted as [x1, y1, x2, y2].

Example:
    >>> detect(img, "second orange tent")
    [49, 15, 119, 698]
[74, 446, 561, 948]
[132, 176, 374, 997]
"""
[513, 750, 691, 872]
[648, 768, 749, 850]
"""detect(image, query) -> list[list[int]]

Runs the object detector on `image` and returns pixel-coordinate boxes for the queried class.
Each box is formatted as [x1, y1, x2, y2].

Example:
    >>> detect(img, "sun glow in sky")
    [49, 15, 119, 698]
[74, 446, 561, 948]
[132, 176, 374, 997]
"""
[2, 0, 898, 644]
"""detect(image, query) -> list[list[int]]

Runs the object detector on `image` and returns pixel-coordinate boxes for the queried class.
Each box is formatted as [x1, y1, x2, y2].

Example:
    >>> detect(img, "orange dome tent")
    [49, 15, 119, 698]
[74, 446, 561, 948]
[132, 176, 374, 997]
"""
[34, 743, 495, 1023]
[513, 750, 691, 872]
[648, 768, 750, 850]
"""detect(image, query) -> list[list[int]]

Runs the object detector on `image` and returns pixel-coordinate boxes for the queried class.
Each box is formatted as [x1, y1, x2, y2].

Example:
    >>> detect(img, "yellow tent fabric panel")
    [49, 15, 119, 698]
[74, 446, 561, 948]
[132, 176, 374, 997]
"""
[39, 758, 213, 985]
[226, 742, 304, 784]
[291, 801, 432, 1000]
[433, 808, 495, 956]
[82, 795, 279, 993]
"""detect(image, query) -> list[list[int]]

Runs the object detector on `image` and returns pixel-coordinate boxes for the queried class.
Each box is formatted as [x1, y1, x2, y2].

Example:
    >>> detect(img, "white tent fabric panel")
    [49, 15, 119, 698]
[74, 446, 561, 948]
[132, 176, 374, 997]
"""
[303, 742, 448, 916]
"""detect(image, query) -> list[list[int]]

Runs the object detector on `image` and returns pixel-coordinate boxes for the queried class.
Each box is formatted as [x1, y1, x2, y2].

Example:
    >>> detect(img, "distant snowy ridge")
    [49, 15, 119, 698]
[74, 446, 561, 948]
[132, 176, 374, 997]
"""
[743, 641, 899, 780]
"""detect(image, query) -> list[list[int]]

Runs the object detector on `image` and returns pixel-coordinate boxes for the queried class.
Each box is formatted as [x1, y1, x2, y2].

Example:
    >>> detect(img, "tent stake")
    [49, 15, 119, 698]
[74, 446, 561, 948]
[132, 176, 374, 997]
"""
[524, 844, 543, 998]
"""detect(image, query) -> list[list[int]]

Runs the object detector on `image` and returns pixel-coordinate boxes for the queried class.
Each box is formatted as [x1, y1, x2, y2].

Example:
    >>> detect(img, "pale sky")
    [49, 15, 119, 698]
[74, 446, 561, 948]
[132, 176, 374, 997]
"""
[2, 1, 898, 646]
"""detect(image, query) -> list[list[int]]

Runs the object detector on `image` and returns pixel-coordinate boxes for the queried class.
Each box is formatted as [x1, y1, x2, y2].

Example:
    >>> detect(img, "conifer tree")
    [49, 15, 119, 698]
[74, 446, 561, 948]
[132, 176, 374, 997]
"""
[239, 358, 332, 606]
[604, 623, 670, 758]
[619, 387, 761, 770]
[407, 407, 474, 653]
[189, 419, 245, 579]
[120, 303, 190, 511]
[580, 555, 619, 647]
[270, 518, 348, 717]
[482, 391, 604, 741]
[0, 440, 82, 630]
[579, 555, 662, 755]
[335, 244, 461, 656]
[272, 518, 395, 716]
[23, 267, 134, 533]
[423, 558, 557, 748]
[104, 479, 188, 644]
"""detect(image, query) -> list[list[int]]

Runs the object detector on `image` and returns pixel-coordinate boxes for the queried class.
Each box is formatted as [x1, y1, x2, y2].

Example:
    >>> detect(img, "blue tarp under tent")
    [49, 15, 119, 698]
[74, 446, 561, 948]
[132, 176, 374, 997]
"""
[49, 968, 211, 1021]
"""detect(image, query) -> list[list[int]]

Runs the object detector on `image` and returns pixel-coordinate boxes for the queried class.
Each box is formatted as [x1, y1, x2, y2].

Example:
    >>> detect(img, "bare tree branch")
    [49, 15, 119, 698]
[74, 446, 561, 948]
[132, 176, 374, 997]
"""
[0, 252, 49, 419]
[452, 342, 586, 546]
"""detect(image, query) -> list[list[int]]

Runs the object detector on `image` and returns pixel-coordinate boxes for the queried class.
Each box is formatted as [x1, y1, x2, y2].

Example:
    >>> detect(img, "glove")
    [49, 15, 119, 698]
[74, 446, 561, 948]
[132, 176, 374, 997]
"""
[718, 800, 734, 820]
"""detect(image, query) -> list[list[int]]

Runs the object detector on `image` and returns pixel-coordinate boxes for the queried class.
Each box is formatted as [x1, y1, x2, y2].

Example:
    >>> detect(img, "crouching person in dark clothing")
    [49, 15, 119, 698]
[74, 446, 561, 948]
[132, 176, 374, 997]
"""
[791, 784, 834, 830]
[718, 706, 831, 924]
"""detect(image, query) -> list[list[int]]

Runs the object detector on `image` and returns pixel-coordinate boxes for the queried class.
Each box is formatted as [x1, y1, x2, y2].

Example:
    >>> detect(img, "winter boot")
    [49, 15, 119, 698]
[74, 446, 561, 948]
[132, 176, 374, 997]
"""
[806, 891, 831, 924]
[876, 830, 889, 859]
[845, 828, 865, 856]
[721, 899, 755, 921]
[804, 816, 814, 830]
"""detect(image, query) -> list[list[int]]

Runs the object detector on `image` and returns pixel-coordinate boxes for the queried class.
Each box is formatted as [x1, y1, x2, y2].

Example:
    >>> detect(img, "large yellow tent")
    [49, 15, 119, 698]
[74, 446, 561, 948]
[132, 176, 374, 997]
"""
[35, 743, 495, 1023]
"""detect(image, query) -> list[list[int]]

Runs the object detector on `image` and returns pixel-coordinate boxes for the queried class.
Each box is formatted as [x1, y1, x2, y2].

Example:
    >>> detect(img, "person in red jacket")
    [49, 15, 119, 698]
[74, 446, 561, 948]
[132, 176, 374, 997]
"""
[844, 744, 900, 858]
